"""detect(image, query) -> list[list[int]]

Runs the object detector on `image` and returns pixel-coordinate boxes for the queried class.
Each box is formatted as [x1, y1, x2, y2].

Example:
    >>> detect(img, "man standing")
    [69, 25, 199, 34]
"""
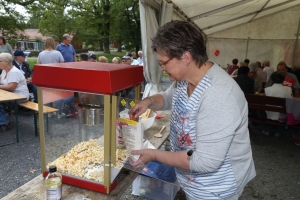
[13, 50, 38, 102]
[56, 34, 77, 62]
[137, 51, 143, 66]
[265, 61, 300, 97]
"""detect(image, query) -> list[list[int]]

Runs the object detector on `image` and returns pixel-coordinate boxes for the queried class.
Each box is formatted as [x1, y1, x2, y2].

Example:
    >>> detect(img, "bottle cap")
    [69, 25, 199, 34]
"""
[49, 165, 57, 173]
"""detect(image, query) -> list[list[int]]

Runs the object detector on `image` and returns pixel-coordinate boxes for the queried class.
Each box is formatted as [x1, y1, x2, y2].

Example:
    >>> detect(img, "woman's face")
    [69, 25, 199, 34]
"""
[157, 53, 185, 82]
[0, 39, 3, 45]
[0, 59, 8, 70]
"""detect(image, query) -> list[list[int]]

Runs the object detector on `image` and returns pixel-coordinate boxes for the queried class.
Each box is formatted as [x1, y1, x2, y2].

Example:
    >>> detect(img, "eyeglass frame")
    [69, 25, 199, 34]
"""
[158, 57, 173, 67]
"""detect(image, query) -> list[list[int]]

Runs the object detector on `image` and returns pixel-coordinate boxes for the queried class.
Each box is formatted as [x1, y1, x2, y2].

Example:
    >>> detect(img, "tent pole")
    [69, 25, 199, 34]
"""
[246, 37, 250, 59]
[292, 17, 300, 70]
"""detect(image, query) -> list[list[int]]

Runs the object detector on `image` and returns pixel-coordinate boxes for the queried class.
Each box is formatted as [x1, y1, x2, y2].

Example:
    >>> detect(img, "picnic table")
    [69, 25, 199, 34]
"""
[2, 110, 171, 200]
[0, 89, 27, 146]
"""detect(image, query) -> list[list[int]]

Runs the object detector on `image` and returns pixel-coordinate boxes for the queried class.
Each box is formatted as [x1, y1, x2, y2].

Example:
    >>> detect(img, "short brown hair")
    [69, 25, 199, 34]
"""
[0, 36, 7, 45]
[232, 59, 238, 65]
[263, 60, 270, 66]
[62, 34, 70, 40]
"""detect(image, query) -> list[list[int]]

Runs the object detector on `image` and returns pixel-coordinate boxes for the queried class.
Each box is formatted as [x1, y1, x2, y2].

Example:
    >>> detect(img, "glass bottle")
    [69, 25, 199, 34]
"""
[45, 165, 62, 200]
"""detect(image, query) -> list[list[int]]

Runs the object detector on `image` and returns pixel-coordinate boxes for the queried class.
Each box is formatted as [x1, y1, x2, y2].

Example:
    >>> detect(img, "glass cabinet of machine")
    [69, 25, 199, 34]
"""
[32, 62, 144, 194]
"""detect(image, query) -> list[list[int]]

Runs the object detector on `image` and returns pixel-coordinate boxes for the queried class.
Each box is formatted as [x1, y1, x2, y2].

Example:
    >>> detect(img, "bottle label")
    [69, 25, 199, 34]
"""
[46, 186, 62, 200]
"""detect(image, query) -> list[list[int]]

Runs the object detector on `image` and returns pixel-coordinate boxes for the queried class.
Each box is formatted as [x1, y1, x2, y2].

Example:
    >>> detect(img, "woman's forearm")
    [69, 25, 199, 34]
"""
[154, 150, 190, 170]
[144, 94, 165, 111]
[0, 83, 16, 92]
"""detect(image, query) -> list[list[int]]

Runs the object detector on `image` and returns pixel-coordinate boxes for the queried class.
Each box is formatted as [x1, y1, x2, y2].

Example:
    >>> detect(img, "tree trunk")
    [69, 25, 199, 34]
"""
[118, 41, 122, 52]
[103, 40, 110, 54]
[99, 43, 104, 51]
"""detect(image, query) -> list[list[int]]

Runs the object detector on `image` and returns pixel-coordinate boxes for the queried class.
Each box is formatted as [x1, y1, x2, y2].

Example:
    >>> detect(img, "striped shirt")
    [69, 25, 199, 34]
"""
[170, 77, 237, 199]
[160, 63, 256, 200]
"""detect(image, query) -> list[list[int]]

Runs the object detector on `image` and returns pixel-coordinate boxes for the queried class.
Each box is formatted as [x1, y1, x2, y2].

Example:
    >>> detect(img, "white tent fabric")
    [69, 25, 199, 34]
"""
[207, 39, 296, 69]
[140, 0, 173, 98]
[169, 0, 300, 35]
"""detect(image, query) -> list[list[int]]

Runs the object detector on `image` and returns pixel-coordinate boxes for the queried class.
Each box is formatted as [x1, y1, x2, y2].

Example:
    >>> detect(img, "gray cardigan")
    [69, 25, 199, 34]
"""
[160, 63, 256, 199]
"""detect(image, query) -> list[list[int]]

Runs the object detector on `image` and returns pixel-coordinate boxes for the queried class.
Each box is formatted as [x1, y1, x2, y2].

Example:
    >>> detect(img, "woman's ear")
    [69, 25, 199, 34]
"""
[183, 52, 192, 66]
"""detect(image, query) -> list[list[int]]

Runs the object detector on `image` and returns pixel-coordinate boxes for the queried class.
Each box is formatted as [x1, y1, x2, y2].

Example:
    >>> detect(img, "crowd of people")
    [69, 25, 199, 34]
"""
[228, 58, 300, 142]
[0, 33, 144, 131]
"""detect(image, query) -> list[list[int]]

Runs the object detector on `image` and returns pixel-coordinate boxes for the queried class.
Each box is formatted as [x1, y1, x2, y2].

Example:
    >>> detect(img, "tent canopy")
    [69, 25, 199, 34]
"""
[169, 0, 300, 36]
[139, 0, 300, 97]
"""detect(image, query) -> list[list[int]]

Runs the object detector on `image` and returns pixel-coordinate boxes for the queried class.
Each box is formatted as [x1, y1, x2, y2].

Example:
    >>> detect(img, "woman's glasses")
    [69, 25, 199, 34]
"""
[158, 57, 173, 67]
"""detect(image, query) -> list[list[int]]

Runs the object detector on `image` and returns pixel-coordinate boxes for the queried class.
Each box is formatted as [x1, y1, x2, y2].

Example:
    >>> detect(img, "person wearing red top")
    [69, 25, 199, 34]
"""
[227, 58, 239, 75]
[265, 61, 300, 97]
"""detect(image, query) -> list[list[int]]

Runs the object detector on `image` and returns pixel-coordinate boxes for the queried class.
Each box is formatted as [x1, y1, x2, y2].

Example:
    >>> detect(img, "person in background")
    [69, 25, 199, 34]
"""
[256, 61, 267, 86]
[0, 36, 13, 55]
[131, 52, 137, 59]
[38, 37, 75, 118]
[263, 71, 293, 137]
[38, 38, 64, 64]
[127, 53, 139, 65]
[240, 62, 247, 67]
[80, 53, 88, 62]
[234, 66, 254, 94]
[112, 57, 121, 64]
[13, 50, 38, 103]
[227, 58, 239, 75]
[292, 64, 300, 84]
[88, 54, 96, 62]
[231, 62, 246, 78]
[121, 56, 131, 65]
[56, 34, 77, 62]
[265, 61, 300, 97]
[137, 51, 143, 66]
[248, 63, 262, 93]
[0, 53, 29, 131]
[262, 60, 273, 82]
[244, 59, 250, 67]
[129, 20, 255, 200]
[98, 56, 108, 63]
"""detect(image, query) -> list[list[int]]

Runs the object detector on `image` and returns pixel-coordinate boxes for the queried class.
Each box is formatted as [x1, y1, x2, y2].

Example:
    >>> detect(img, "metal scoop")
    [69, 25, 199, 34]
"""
[154, 126, 166, 138]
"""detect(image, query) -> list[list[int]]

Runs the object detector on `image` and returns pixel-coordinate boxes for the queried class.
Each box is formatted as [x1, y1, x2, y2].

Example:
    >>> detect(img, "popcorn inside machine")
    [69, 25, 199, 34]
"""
[32, 62, 144, 194]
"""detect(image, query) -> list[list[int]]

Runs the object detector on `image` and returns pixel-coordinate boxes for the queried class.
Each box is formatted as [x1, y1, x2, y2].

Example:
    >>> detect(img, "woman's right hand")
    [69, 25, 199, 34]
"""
[129, 97, 152, 119]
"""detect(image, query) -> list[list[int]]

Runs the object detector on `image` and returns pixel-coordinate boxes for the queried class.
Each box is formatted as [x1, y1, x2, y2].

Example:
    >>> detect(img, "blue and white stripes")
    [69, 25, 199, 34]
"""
[170, 75, 238, 199]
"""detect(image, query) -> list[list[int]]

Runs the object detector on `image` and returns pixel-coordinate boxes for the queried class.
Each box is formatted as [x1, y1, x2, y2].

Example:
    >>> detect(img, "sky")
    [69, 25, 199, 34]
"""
[15, 4, 28, 16]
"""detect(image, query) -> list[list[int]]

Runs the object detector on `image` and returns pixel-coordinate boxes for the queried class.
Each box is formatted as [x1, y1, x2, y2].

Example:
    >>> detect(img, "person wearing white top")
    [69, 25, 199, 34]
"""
[264, 71, 293, 137]
[137, 51, 143, 66]
[0, 53, 29, 131]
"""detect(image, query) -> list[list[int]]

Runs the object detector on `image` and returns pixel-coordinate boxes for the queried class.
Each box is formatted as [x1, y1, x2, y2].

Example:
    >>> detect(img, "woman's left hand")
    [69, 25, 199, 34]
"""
[130, 149, 157, 168]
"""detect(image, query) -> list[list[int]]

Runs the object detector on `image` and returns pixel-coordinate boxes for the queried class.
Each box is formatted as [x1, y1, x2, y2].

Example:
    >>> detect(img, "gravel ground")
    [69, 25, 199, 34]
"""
[1, 78, 300, 199]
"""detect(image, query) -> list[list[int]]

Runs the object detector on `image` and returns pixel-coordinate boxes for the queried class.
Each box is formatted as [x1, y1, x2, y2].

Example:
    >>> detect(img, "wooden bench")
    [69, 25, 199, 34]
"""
[18, 101, 58, 138]
[245, 94, 287, 127]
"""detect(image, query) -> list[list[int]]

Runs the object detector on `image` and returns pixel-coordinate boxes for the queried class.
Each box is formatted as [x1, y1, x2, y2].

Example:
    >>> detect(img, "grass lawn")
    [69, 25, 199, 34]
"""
[26, 50, 127, 69]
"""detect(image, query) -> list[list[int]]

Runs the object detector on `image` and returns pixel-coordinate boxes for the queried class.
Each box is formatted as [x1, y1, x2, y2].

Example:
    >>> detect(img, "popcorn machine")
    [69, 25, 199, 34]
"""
[32, 62, 144, 194]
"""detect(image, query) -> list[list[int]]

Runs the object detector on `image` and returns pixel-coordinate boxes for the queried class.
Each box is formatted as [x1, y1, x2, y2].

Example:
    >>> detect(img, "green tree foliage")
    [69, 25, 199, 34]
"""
[0, 0, 34, 40]
[25, 0, 141, 53]
[27, 0, 76, 41]
[110, 0, 141, 53]
[70, 0, 111, 53]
